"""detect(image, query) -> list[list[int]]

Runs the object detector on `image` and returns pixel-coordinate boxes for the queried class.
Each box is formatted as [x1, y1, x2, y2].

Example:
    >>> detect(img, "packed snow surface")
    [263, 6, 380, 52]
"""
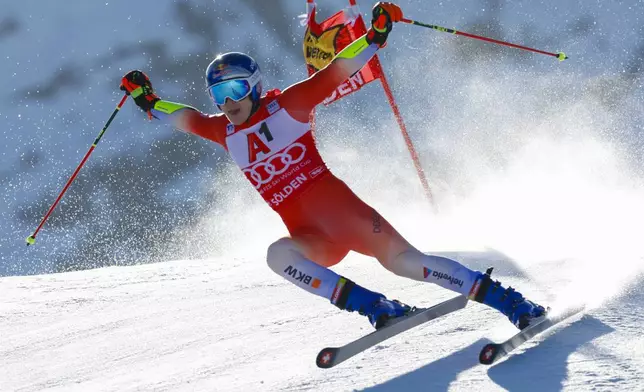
[2, 252, 643, 391]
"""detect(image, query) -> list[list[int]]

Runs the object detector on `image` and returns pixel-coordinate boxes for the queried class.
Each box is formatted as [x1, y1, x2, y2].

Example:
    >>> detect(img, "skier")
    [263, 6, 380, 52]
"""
[119, 2, 545, 329]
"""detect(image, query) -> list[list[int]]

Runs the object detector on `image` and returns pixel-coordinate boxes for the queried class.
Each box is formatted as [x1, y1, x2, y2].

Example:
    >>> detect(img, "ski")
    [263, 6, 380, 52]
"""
[479, 305, 585, 365]
[316, 295, 468, 369]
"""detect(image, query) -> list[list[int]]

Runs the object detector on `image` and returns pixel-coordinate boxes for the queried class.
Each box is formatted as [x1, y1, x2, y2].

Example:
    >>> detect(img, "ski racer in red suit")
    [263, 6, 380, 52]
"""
[120, 2, 545, 329]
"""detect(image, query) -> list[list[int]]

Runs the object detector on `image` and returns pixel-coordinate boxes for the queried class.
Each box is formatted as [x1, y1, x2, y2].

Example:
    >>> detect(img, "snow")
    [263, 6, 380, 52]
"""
[2, 252, 643, 391]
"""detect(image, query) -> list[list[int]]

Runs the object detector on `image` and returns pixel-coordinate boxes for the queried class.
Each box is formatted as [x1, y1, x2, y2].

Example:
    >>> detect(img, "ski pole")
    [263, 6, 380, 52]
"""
[401, 18, 568, 61]
[26, 94, 129, 246]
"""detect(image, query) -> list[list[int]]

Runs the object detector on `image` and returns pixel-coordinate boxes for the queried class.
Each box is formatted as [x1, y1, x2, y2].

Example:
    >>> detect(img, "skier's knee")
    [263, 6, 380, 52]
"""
[378, 251, 410, 277]
[382, 249, 423, 278]
[378, 255, 400, 275]
[266, 237, 299, 275]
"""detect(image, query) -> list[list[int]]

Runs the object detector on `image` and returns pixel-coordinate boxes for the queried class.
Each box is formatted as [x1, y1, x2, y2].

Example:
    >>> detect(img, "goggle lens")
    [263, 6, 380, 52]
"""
[208, 79, 252, 106]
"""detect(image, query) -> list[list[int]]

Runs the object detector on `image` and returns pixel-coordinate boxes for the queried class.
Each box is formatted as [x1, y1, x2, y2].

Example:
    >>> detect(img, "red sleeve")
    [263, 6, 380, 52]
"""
[278, 62, 348, 123]
[179, 109, 229, 148]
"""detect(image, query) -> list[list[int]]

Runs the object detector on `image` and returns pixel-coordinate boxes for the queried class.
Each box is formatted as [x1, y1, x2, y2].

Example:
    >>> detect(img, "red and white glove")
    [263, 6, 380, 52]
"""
[366, 2, 404, 47]
[119, 70, 160, 118]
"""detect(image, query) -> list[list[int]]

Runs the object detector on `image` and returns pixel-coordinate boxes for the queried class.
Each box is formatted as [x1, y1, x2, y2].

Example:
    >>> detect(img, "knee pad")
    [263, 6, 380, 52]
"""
[266, 237, 342, 300]
[266, 237, 300, 275]
[386, 249, 423, 277]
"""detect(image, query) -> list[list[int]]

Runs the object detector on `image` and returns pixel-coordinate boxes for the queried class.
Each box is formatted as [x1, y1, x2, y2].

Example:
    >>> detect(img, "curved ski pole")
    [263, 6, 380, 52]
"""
[401, 18, 568, 61]
[26, 94, 129, 246]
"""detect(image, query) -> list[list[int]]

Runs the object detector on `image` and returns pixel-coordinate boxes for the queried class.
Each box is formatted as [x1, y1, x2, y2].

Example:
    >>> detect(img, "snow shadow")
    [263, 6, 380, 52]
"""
[359, 315, 612, 392]
[361, 338, 489, 392]
[488, 315, 614, 392]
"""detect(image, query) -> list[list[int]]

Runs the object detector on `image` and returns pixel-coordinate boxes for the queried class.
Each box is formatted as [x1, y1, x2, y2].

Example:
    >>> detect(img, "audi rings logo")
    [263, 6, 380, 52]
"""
[243, 143, 307, 188]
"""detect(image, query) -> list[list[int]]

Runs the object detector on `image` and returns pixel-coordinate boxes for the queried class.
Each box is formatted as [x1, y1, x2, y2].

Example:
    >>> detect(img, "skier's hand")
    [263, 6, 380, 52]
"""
[366, 2, 403, 47]
[119, 70, 160, 116]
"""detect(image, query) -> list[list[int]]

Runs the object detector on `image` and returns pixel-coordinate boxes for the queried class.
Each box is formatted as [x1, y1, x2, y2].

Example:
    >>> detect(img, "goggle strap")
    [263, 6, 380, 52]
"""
[247, 70, 261, 88]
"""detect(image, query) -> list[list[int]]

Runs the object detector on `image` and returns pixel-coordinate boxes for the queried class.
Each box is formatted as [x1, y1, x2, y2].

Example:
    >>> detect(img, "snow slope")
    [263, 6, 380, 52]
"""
[2, 251, 643, 391]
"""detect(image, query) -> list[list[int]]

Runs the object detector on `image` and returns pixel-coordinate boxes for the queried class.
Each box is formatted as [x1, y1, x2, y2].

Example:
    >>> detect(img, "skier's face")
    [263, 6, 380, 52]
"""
[220, 96, 253, 125]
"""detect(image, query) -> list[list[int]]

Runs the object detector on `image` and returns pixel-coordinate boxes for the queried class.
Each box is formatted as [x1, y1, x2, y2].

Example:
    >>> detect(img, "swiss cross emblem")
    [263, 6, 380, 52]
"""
[320, 352, 332, 364]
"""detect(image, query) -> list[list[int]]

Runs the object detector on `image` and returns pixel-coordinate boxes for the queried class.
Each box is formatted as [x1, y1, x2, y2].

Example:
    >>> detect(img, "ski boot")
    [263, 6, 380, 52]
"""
[331, 277, 412, 329]
[471, 268, 546, 329]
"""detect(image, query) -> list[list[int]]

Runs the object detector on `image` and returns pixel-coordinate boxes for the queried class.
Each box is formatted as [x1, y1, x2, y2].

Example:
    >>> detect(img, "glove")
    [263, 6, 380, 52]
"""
[366, 2, 403, 47]
[119, 70, 160, 117]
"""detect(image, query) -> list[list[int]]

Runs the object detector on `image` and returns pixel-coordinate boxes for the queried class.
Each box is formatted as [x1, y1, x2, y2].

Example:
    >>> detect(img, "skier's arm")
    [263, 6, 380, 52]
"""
[280, 2, 403, 121]
[150, 101, 228, 146]
[119, 71, 228, 146]
[280, 39, 379, 118]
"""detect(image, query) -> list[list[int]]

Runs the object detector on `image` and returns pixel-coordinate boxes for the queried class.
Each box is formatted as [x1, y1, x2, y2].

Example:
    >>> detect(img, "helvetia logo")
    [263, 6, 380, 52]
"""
[424, 269, 463, 288]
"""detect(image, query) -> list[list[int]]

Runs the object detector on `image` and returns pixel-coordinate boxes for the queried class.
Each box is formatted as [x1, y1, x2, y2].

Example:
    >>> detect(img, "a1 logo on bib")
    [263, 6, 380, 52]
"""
[247, 122, 275, 163]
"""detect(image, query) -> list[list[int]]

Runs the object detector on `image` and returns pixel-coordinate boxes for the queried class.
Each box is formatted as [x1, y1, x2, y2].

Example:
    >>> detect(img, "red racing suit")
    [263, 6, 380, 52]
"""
[151, 36, 410, 267]
[181, 88, 331, 212]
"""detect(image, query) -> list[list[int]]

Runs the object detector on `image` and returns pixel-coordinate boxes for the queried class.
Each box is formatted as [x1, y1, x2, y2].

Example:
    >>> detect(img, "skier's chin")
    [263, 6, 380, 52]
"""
[225, 108, 248, 125]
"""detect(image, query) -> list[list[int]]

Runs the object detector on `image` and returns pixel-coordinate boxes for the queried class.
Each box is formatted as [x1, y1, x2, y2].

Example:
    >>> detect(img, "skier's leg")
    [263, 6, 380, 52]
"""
[388, 249, 546, 328]
[352, 222, 546, 328]
[387, 249, 481, 295]
[266, 236, 410, 328]
[313, 183, 545, 329]
[308, 187, 481, 295]
[373, 239, 546, 328]
[266, 236, 347, 298]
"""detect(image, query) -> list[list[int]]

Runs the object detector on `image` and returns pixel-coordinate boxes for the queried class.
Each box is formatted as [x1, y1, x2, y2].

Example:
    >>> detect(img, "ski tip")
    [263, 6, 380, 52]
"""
[316, 347, 339, 369]
[479, 343, 499, 365]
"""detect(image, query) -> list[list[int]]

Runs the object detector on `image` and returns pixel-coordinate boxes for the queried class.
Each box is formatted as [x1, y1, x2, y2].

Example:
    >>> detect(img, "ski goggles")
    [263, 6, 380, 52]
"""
[207, 71, 261, 106]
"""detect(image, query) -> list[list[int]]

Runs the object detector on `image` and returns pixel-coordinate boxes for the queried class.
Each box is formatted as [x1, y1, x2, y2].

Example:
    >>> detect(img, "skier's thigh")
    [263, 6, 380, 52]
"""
[291, 233, 350, 268]
[329, 196, 414, 268]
